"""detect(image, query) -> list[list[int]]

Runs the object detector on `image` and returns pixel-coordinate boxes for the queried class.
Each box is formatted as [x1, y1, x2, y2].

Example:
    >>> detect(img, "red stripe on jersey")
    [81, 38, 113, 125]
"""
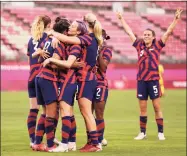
[155, 40, 162, 50]
[29, 69, 40, 81]
[79, 34, 92, 45]
[70, 49, 81, 54]
[30, 64, 41, 71]
[53, 82, 58, 96]
[136, 41, 141, 51]
[145, 71, 158, 80]
[41, 68, 58, 76]
[138, 56, 146, 66]
[151, 61, 157, 69]
[58, 70, 74, 101]
[89, 71, 94, 80]
[140, 60, 149, 79]
[103, 52, 112, 61]
[56, 47, 64, 59]
[69, 71, 76, 84]
[78, 81, 85, 99]
[39, 73, 58, 81]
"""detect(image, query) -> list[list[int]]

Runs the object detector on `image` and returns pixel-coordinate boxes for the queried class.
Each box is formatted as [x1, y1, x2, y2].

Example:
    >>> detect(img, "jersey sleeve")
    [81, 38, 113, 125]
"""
[77, 34, 92, 46]
[102, 48, 112, 62]
[132, 38, 141, 51]
[69, 45, 82, 58]
[155, 39, 165, 51]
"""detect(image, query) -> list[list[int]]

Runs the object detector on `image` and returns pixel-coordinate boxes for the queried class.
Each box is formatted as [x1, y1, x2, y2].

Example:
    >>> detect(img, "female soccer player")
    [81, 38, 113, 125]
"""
[27, 15, 51, 148]
[117, 8, 183, 140]
[43, 20, 87, 153]
[45, 13, 103, 152]
[32, 17, 70, 152]
[93, 29, 112, 147]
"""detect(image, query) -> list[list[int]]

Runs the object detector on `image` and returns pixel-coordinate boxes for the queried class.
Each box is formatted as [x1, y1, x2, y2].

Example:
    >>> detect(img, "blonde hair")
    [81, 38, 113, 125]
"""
[84, 13, 103, 47]
[31, 15, 51, 41]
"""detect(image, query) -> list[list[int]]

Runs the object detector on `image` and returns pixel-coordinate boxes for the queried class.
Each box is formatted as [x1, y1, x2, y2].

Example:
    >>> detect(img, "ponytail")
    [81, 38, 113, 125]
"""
[93, 20, 103, 47]
[31, 16, 45, 41]
[31, 15, 51, 41]
[84, 13, 103, 47]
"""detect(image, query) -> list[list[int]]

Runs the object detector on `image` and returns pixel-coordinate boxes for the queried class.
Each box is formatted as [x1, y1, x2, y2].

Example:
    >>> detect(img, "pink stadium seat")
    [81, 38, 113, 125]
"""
[1, 4, 186, 62]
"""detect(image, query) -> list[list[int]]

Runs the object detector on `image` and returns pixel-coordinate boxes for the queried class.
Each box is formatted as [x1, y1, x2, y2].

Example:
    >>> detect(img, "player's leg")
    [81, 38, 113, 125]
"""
[38, 78, 59, 151]
[27, 79, 39, 147]
[94, 86, 108, 146]
[50, 83, 77, 152]
[77, 81, 101, 152]
[45, 101, 58, 151]
[32, 77, 46, 151]
[134, 81, 148, 140]
[68, 106, 77, 151]
[149, 80, 165, 140]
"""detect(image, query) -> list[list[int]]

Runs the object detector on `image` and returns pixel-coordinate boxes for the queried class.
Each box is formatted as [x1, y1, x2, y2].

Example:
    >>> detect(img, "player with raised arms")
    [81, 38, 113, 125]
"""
[117, 8, 183, 140]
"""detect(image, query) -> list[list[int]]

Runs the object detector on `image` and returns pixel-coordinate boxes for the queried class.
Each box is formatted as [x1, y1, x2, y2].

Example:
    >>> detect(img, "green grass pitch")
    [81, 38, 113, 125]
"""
[1, 90, 186, 156]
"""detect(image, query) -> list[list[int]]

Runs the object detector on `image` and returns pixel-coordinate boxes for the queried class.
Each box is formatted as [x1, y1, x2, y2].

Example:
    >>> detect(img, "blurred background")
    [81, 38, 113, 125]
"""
[1, 0, 186, 91]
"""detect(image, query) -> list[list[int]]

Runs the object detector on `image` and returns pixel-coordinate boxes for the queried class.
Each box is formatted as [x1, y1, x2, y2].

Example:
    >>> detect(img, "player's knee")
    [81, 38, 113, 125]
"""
[95, 109, 104, 119]
[62, 109, 71, 116]
[140, 111, 147, 116]
[140, 107, 147, 114]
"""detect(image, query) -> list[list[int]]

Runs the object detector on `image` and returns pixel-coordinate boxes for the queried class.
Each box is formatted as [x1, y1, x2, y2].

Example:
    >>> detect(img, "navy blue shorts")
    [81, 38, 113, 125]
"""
[58, 82, 77, 106]
[28, 78, 36, 98]
[76, 80, 97, 102]
[35, 77, 58, 105]
[93, 85, 108, 103]
[137, 80, 161, 100]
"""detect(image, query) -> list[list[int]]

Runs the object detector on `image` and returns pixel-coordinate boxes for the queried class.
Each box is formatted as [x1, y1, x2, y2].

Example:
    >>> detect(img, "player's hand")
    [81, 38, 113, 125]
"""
[175, 8, 183, 20]
[40, 50, 50, 59]
[43, 58, 51, 67]
[52, 37, 60, 48]
[72, 59, 85, 68]
[116, 11, 123, 20]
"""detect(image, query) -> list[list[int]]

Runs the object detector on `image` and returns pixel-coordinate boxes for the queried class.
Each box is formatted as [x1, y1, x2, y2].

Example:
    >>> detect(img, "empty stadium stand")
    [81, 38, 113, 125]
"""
[1, 1, 186, 63]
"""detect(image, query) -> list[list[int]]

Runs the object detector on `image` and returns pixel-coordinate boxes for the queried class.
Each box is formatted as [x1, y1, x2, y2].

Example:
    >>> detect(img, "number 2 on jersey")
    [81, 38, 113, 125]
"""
[96, 88, 101, 97]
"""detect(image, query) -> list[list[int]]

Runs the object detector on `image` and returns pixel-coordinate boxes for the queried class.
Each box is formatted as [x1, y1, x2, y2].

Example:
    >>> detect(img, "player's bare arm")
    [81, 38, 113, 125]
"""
[48, 30, 81, 48]
[43, 55, 77, 69]
[116, 11, 136, 43]
[161, 8, 183, 44]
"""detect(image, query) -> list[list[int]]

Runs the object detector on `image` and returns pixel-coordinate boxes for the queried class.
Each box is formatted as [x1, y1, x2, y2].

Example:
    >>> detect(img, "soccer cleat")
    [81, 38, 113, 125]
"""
[32, 143, 46, 151]
[49, 143, 68, 152]
[80, 144, 101, 152]
[158, 133, 166, 140]
[30, 142, 34, 148]
[54, 138, 61, 145]
[68, 142, 76, 151]
[79, 143, 91, 150]
[101, 138, 108, 146]
[45, 144, 57, 152]
[98, 143, 102, 150]
[134, 132, 146, 140]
